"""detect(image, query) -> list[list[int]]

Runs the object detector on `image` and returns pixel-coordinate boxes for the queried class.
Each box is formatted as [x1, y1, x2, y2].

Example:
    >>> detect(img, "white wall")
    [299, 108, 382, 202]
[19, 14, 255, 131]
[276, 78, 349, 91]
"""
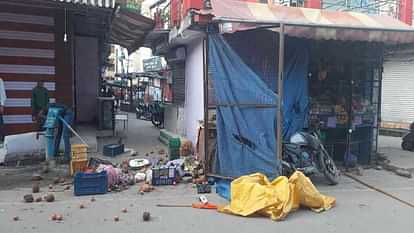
[184, 39, 204, 144]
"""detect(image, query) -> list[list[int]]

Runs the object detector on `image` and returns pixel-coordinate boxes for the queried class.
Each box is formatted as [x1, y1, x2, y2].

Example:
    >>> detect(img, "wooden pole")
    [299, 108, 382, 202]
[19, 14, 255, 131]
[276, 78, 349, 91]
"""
[277, 24, 285, 162]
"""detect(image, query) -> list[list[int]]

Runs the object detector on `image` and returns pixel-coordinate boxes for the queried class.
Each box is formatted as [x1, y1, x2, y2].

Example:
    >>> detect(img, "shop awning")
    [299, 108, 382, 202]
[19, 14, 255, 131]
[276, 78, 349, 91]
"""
[110, 8, 154, 53]
[206, 0, 414, 44]
[53, 0, 115, 8]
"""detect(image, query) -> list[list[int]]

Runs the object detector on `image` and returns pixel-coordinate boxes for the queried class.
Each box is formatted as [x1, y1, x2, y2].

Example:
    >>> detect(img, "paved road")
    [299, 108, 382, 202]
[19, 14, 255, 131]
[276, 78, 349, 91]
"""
[1, 126, 414, 233]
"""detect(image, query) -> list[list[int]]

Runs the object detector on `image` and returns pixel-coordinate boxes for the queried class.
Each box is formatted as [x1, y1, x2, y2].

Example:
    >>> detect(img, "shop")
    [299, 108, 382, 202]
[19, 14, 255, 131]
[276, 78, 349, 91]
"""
[197, 0, 414, 180]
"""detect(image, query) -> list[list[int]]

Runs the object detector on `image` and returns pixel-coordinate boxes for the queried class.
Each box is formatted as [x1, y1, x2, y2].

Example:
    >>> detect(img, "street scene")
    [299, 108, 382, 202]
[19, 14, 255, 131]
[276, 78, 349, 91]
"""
[1, 0, 414, 233]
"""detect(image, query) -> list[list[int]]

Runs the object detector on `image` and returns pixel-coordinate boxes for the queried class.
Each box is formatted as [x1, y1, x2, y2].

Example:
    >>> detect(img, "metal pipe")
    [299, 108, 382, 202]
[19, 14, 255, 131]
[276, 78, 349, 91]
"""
[277, 24, 285, 162]
[203, 36, 210, 174]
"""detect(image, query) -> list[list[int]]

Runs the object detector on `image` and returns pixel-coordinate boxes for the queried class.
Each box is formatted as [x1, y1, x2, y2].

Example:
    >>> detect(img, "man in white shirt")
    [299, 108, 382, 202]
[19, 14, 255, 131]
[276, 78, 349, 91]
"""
[0, 78, 6, 141]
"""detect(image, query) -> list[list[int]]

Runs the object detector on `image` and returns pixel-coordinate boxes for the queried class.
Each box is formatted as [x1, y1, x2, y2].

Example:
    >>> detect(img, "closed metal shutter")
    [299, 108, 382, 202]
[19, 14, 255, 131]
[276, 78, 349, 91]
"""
[0, 6, 56, 135]
[171, 62, 186, 104]
[382, 56, 414, 125]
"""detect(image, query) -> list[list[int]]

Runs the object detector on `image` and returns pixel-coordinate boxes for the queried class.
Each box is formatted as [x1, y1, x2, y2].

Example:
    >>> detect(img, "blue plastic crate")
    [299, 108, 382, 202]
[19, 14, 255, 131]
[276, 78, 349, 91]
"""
[74, 171, 108, 196]
[151, 166, 176, 186]
[103, 144, 124, 157]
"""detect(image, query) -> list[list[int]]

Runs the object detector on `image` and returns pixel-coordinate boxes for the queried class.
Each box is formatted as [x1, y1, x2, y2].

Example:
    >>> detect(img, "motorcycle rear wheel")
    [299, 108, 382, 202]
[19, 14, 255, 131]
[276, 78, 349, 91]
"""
[318, 148, 339, 185]
[402, 141, 413, 151]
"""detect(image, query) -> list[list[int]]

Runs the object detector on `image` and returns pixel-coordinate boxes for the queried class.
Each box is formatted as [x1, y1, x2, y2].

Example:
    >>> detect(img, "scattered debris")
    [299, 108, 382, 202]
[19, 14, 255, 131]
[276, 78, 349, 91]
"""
[79, 203, 85, 209]
[32, 183, 40, 193]
[142, 212, 151, 222]
[395, 169, 412, 178]
[44, 194, 55, 202]
[31, 173, 43, 181]
[158, 149, 165, 155]
[114, 216, 119, 222]
[91, 197, 96, 202]
[13, 216, 19, 221]
[121, 208, 127, 213]
[139, 183, 154, 193]
[50, 213, 63, 221]
[375, 166, 382, 170]
[64, 185, 71, 190]
[53, 177, 60, 184]
[35, 197, 42, 202]
[24, 194, 34, 203]
[49, 184, 53, 190]
[42, 162, 50, 174]
[56, 214, 63, 221]
[59, 177, 66, 183]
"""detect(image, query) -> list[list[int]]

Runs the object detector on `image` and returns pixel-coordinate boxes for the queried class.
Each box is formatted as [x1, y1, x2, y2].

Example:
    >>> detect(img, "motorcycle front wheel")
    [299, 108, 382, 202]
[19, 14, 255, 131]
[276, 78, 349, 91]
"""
[318, 148, 340, 185]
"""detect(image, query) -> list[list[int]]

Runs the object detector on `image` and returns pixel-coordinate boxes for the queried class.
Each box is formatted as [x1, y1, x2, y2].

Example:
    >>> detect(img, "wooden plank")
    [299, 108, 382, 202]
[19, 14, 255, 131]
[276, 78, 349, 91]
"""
[0, 39, 54, 49]
[0, 56, 55, 66]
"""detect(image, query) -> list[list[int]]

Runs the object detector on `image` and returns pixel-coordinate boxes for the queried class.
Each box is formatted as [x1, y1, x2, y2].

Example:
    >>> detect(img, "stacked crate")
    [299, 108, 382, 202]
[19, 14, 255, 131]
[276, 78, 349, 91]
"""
[70, 144, 88, 176]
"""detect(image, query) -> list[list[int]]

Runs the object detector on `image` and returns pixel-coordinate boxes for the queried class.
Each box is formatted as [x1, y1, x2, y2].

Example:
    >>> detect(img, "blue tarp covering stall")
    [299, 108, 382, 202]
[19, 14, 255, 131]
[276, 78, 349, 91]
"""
[208, 31, 310, 199]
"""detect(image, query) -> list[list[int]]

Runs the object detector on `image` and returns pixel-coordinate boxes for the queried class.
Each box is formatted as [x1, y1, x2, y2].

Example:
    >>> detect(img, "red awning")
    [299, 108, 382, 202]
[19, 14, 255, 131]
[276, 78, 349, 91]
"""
[205, 0, 414, 44]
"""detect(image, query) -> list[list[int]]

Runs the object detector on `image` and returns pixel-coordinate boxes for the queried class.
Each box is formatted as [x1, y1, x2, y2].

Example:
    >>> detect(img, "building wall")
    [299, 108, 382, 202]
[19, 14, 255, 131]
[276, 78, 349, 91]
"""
[0, 4, 60, 135]
[183, 38, 204, 144]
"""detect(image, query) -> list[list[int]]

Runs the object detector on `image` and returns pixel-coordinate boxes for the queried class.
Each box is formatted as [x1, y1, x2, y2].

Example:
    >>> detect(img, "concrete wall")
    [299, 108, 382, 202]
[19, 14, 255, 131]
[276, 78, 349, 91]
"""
[164, 104, 185, 135]
[183, 39, 204, 144]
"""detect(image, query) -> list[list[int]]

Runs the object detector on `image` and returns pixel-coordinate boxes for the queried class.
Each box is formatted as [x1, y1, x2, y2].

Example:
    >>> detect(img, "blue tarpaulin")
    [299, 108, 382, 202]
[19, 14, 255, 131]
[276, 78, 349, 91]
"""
[208, 31, 309, 198]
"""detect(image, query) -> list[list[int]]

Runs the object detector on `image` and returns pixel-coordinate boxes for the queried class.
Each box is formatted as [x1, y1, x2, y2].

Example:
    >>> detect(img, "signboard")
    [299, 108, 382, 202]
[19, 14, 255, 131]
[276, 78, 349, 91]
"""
[143, 56, 163, 72]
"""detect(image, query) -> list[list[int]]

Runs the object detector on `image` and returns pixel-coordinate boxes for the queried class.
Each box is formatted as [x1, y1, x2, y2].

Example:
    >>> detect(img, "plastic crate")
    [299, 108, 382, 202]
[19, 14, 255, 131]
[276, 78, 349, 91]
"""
[70, 159, 88, 176]
[169, 147, 180, 161]
[152, 166, 176, 186]
[103, 144, 125, 157]
[71, 144, 88, 161]
[169, 138, 181, 148]
[74, 171, 108, 196]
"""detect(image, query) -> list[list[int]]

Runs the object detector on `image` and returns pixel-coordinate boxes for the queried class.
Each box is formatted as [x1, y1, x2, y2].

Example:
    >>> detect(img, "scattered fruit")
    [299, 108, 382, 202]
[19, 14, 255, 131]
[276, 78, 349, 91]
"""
[50, 214, 57, 221]
[114, 216, 119, 222]
[56, 214, 63, 221]
[35, 197, 42, 202]
[142, 212, 151, 221]
[13, 216, 19, 221]
[121, 208, 127, 213]
[24, 194, 34, 203]
[44, 194, 55, 202]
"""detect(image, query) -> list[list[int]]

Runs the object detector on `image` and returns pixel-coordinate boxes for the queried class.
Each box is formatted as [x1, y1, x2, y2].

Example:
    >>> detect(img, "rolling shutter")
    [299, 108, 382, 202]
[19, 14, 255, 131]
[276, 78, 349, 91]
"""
[382, 56, 414, 125]
[0, 7, 56, 135]
[171, 62, 186, 104]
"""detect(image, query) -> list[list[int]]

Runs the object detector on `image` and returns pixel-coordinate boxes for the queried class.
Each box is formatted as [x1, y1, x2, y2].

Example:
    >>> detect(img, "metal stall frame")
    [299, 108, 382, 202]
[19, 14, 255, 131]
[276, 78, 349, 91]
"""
[203, 23, 285, 180]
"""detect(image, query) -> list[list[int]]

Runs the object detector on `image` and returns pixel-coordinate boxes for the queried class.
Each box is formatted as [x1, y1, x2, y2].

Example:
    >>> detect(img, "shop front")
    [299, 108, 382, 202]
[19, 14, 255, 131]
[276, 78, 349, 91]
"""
[199, 0, 414, 180]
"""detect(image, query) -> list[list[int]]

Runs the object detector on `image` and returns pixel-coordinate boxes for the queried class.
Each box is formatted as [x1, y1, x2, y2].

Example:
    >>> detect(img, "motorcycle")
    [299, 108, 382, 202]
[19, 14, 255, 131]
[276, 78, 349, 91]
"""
[136, 101, 164, 128]
[401, 122, 414, 151]
[282, 127, 340, 185]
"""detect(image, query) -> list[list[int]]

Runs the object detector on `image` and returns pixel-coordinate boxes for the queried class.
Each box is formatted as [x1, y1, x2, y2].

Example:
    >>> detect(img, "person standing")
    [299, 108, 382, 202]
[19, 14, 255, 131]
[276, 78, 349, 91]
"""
[31, 81, 49, 130]
[0, 78, 7, 141]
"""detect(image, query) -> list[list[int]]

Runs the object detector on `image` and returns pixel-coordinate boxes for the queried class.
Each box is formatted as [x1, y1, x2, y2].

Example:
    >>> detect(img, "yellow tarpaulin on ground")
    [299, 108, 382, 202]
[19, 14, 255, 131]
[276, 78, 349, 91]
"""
[219, 171, 336, 221]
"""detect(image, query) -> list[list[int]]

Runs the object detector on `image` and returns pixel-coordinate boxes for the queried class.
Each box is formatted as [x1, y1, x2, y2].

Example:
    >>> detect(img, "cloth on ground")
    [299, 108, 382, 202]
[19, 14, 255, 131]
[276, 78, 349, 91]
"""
[219, 171, 335, 221]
